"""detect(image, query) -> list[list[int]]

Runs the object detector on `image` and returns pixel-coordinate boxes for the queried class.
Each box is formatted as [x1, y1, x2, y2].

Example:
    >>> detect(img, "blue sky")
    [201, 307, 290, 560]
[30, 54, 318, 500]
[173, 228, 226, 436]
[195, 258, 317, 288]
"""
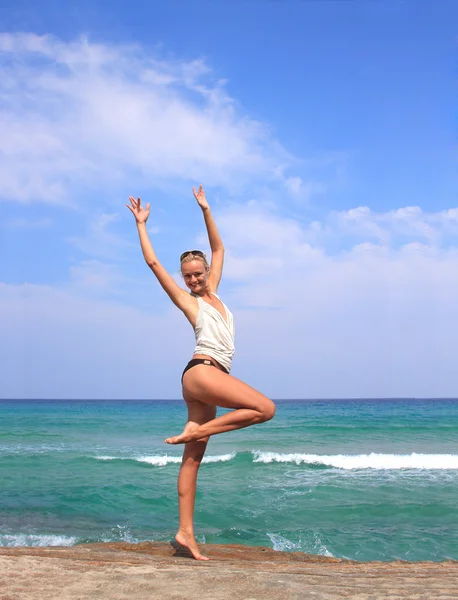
[0, 0, 457, 399]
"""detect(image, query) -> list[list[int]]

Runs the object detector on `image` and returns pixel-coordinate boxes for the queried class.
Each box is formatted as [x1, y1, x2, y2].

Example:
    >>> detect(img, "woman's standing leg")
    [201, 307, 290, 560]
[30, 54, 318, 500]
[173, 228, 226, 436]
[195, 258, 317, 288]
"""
[175, 396, 216, 560]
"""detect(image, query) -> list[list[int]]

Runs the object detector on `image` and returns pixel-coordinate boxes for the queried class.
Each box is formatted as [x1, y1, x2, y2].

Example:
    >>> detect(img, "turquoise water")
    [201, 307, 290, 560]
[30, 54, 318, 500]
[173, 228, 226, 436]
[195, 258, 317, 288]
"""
[1, 399, 457, 561]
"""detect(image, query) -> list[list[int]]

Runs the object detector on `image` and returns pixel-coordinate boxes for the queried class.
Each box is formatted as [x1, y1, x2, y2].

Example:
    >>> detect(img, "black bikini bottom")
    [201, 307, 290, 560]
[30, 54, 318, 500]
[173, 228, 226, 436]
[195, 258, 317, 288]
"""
[181, 358, 228, 384]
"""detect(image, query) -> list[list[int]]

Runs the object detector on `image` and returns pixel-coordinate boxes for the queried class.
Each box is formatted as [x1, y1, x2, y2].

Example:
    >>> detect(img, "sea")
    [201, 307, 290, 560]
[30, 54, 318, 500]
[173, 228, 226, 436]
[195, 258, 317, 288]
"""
[1, 398, 457, 562]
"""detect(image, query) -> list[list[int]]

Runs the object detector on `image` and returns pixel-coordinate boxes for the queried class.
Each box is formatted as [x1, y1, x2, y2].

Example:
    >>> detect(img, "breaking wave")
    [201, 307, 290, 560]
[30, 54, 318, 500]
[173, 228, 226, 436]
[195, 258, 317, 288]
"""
[252, 451, 458, 470]
[94, 453, 236, 466]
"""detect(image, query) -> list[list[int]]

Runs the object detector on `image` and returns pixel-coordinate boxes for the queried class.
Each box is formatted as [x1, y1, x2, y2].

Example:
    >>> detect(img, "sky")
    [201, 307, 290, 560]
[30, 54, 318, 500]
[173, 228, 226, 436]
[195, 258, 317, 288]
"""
[0, 0, 457, 399]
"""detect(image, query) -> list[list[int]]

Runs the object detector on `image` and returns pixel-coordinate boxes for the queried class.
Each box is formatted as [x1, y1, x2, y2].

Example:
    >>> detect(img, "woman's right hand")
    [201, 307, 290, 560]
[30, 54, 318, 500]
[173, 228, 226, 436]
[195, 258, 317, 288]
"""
[126, 196, 150, 224]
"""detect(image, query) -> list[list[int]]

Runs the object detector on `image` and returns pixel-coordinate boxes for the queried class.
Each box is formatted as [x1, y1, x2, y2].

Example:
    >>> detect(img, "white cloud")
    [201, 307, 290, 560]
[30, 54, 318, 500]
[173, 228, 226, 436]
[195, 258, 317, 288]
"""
[284, 176, 326, 202]
[332, 205, 458, 246]
[284, 176, 302, 195]
[207, 202, 458, 397]
[217, 202, 458, 297]
[2, 201, 457, 399]
[69, 259, 124, 293]
[67, 212, 134, 259]
[1, 33, 456, 399]
[0, 33, 295, 204]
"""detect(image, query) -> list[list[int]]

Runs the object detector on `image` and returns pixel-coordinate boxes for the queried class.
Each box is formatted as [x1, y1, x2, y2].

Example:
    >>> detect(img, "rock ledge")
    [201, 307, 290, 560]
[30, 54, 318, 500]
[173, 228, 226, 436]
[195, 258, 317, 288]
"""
[1, 542, 457, 599]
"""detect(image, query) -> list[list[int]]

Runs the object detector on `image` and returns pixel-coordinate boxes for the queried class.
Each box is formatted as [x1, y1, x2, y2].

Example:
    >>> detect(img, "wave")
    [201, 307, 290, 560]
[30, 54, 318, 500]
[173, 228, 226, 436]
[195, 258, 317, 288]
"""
[94, 452, 236, 466]
[0, 534, 77, 547]
[4, 447, 458, 471]
[252, 451, 458, 470]
[266, 532, 334, 557]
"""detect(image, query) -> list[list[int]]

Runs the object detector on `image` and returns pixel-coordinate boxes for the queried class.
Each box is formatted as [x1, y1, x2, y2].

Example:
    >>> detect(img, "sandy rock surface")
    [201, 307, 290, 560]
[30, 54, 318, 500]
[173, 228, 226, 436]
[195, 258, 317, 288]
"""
[1, 542, 457, 600]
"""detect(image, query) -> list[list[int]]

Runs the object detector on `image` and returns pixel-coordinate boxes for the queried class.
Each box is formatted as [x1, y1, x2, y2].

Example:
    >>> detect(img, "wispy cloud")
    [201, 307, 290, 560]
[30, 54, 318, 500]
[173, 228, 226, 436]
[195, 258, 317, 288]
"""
[0, 33, 298, 205]
[69, 259, 124, 294]
[1, 33, 456, 399]
[331, 205, 458, 246]
[67, 212, 134, 259]
[3, 217, 52, 229]
[213, 202, 458, 314]
[283, 177, 326, 203]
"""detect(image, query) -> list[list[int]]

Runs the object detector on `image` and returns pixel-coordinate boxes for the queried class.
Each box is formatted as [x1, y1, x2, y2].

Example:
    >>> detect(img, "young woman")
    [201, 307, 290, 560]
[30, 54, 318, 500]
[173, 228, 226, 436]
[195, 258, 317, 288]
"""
[127, 186, 276, 560]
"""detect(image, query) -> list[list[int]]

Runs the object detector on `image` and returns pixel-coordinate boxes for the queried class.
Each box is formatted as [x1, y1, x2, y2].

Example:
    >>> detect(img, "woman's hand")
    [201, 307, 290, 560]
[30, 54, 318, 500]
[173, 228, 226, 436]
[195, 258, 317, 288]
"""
[126, 196, 150, 224]
[193, 184, 210, 211]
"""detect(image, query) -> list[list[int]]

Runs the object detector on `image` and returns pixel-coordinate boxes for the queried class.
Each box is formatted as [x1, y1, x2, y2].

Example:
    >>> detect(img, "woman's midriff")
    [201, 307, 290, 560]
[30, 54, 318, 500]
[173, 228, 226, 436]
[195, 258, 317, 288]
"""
[192, 353, 227, 372]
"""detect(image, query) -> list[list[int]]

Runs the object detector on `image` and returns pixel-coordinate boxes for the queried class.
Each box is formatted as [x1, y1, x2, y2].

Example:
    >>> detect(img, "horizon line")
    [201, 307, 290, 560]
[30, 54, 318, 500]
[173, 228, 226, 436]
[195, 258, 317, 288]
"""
[1, 397, 458, 402]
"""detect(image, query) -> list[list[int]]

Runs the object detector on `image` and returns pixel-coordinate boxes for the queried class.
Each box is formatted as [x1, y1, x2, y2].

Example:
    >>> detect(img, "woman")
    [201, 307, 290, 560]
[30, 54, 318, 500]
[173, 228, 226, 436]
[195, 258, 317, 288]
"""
[127, 186, 276, 560]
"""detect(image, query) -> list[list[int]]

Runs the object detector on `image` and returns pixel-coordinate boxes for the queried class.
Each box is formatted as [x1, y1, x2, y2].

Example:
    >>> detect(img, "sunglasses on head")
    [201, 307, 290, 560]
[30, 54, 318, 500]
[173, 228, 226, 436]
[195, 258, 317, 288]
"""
[180, 250, 204, 262]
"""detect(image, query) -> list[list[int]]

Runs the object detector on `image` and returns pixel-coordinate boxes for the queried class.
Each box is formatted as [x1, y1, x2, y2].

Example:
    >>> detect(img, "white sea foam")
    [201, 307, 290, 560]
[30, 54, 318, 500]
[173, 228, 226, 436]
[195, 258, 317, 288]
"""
[202, 453, 235, 463]
[100, 525, 138, 544]
[95, 455, 123, 461]
[0, 534, 77, 547]
[267, 533, 300, 552]
[95, 453, 236, 466]
[252, 451, 458, 470]
[136, 455, 182, 466]
[266, 532, 334, 557]
[312, 533, 334, 558]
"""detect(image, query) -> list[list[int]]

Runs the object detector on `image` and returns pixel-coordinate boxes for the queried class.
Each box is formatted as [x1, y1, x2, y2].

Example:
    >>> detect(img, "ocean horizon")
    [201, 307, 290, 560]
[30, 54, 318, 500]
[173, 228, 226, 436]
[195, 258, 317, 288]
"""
[4, 397, 457, 400]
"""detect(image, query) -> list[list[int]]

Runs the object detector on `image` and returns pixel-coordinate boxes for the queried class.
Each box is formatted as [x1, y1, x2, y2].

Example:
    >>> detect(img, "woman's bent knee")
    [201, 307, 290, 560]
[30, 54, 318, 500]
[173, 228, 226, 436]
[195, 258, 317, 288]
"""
[260, 400, 276, 422]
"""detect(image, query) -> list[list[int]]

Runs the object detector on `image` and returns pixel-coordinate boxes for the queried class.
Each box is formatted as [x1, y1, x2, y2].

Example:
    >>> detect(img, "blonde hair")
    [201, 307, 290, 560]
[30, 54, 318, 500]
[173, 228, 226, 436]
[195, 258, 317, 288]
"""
[180, 251, 209, 272]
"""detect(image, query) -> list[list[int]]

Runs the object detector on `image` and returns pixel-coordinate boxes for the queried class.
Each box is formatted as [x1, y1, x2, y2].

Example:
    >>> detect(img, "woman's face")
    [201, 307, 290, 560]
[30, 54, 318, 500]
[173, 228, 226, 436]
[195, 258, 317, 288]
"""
[181, 259, 208, 292]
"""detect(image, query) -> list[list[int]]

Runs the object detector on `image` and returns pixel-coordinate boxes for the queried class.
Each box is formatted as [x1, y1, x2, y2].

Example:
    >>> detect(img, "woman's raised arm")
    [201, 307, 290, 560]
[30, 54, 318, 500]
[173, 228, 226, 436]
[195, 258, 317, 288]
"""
[193, 185, 224, 291]
[127, 196, 191, 311]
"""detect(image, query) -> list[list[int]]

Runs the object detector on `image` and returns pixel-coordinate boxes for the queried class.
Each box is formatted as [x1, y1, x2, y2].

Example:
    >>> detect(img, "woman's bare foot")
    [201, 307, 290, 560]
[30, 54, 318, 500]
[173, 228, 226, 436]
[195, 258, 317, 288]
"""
[175, 530, 209, 560]
[165, 422, 201, 445]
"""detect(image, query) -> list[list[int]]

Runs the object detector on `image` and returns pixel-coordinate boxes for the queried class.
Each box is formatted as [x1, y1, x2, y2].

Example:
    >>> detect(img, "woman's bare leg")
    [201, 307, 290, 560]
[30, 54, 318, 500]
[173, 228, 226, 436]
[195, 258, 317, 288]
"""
[174, 397, 216, 560]
[166, 367, 275, 445]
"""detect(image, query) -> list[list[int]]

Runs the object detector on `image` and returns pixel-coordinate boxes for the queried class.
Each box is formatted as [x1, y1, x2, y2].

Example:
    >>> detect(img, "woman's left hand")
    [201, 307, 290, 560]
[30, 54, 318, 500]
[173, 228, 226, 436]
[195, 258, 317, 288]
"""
[193, 184, 210, 211]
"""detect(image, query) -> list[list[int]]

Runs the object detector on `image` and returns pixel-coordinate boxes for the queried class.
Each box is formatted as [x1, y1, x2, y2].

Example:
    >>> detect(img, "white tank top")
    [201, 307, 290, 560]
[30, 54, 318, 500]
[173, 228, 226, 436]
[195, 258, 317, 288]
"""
[191, 292, 235, 373]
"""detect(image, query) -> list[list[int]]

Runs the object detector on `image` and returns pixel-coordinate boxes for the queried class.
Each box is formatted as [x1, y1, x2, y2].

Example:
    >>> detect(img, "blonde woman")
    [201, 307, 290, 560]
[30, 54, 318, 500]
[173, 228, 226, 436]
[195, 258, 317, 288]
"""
[127, 186, 275, 560]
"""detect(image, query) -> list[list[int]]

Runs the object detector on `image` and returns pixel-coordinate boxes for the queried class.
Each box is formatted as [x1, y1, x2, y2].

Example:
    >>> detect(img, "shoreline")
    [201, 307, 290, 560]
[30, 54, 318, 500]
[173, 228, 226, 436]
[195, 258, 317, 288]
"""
[1, 542, 457, 599]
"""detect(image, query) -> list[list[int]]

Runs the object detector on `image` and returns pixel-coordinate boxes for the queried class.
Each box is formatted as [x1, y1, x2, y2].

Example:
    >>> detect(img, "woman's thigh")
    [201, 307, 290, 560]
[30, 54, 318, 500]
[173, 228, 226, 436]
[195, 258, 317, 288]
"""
[182, 390, 217, 448]
[184, 390, 217, 424]
[182, 365, 273, 413]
